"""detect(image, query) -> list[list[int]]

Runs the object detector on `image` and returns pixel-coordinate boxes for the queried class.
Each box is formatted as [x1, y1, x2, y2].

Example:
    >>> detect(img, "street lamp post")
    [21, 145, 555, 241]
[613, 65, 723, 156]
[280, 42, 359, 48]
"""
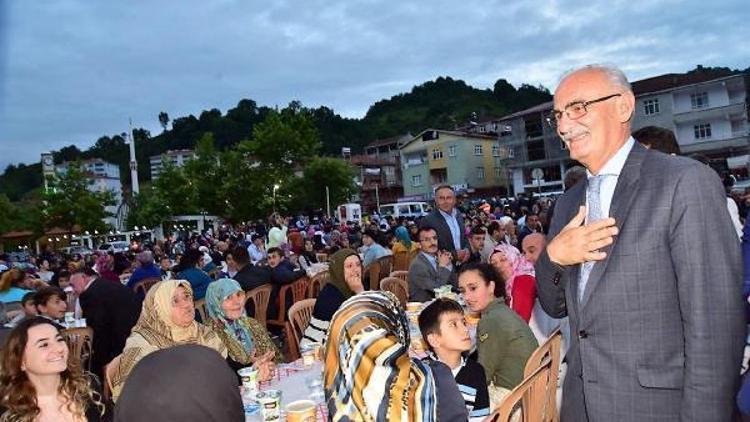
[273, 184, 280, 213]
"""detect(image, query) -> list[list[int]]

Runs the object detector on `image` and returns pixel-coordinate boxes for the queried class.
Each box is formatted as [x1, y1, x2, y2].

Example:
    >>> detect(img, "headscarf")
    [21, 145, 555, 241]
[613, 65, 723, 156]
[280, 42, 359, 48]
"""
[490, 243, 535, 300]
[327, 248, 360, 300]
[112, 280, 225, 400]
[324, 291, 438, 422]
[394, 226, 412, 249]
[206, 278, 255, 351]
[115, 345, 244, 422]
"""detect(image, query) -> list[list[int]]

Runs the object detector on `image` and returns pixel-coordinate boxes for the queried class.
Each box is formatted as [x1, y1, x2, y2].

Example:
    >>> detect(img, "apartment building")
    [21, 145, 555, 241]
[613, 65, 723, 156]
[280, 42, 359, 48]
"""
[400, 129, 508, 200]
[351, 134, 410, 211]
[477, 70, 750, 195]
[149, 149, 196, 180]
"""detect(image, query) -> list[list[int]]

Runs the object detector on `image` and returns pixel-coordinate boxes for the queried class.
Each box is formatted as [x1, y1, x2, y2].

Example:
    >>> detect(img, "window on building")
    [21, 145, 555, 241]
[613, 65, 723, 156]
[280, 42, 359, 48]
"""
[448, 145, 457, 157]
[527, 139, 546, 161]
[474, 145, 483, 156]
[476, 167, 485, 180]
[508, 147, 515, 158]
[525, 117, 543, 138]
[494, 167, 502, 177]
[478, 126, 486, 133]
[691, 92, 709, 109]
[694, 123, 712, 139]
[492, 145, 500, 157]
[432, 148, 443, 160]
[412, 174, 423, 186]
[643, 99, 660, 115]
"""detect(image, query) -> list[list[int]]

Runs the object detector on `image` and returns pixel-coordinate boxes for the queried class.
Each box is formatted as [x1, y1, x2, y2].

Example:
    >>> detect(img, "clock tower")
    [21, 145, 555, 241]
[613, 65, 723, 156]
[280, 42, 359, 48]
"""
[41, 152, 55, 192]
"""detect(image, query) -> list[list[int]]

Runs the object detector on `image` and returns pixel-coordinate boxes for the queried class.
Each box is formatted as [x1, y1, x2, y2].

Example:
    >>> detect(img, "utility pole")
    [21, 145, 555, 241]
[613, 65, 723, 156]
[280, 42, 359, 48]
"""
[325, 186, 331, 218]
[128, 119, 140, 195]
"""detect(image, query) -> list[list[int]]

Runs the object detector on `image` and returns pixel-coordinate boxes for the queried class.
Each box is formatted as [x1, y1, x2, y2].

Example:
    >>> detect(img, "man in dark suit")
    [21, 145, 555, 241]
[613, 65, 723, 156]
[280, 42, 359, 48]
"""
[536, 64, 744, 421]
[230, 245, 271, 316]
[70, 266, 141, 378]
[420, 185, 468, 261]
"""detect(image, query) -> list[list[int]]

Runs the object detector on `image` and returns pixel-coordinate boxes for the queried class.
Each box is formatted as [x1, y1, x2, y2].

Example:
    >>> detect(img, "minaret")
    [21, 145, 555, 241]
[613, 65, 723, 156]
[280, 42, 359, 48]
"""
[128, 119, 140, 194]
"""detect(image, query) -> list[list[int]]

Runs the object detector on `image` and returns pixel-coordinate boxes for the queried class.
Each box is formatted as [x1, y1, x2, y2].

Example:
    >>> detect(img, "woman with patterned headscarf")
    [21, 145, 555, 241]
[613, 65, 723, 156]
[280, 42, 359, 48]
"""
[111, 280, 226, 401]
[300, 248, 363, 347]
[489, 243, 536, 322]
[324, 290, 467, 421]
[205, 278, 281, 378]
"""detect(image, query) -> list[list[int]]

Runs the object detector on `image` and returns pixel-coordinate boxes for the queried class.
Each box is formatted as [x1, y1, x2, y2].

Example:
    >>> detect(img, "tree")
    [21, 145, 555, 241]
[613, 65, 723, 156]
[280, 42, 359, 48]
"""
[0, 194, 16, 234]
[126, 187, 169, 230]
[182, 132, 224, 216]
[150, 160, 199, 217]
[237, 107, 321, 215]
[240, 107, 320, 185]
[158, 111, 170, 132]
[293, 157, 357, 212]
[42, 162, 116, 233]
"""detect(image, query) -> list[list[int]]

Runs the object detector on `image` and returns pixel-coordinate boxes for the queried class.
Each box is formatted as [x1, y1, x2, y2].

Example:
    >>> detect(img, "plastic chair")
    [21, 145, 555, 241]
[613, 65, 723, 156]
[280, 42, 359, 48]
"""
[307, 270, 329, 299]
[245, 284, 273, 326]
[490, 357, 554, 422]
[194, 299, 208, 323]
[389, 270, 408, 282]
[522, 328, 562, 422]
[61, 327, 94, 372]
[286, 298, 316, 361]
[133, 277, 162, 297]
[376, 255, 393, 282]
[365, 260, 381, 291]
[393, 250, 411, 272]
[380, 277, 408, 308]
[267, 276, 310, 329]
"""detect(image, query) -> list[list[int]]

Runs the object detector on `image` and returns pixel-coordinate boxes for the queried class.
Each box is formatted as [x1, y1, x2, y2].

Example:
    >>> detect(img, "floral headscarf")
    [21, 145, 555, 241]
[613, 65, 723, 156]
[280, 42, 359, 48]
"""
[206, 278, 255, 354]
[490, 243, 535, 300]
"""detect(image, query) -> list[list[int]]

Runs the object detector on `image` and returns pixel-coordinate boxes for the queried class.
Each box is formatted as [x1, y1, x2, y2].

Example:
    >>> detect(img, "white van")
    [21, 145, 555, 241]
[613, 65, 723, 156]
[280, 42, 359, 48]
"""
[337, 203, 362, 224]
[378, 202, 432, 220]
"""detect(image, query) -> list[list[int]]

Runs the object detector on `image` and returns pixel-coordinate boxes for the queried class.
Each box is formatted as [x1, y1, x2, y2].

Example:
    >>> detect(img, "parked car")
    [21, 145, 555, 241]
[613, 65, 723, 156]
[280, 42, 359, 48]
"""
[59, 246, 93, 257]
[98, 241, 130, 253]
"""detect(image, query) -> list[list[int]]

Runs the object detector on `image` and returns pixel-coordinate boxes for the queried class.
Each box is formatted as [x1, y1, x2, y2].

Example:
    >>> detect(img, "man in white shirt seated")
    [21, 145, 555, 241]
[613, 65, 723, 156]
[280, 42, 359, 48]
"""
[247, 234, 267, 265]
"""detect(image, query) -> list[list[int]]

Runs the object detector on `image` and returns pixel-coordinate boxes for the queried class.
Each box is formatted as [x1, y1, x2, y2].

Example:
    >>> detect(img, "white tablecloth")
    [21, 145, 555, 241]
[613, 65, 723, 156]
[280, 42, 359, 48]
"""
[244, 361, 326, 421]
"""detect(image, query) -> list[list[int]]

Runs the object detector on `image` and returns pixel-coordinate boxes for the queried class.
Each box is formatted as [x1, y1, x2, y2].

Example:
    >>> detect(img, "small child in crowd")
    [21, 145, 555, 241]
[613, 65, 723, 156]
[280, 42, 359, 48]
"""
[5, 292, 38, 327]
[33, 286, 68, 322]
[419, 298, 490, 422]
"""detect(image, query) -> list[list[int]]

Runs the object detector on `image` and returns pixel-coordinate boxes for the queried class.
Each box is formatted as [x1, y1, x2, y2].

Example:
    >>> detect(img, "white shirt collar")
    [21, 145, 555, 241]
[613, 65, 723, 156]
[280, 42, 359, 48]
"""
[586, 136, 634, 178]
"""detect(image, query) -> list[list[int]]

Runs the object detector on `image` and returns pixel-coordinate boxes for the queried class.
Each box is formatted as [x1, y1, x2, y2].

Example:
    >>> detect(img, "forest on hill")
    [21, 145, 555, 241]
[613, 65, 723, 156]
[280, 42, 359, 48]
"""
[0, 76, 550, 203]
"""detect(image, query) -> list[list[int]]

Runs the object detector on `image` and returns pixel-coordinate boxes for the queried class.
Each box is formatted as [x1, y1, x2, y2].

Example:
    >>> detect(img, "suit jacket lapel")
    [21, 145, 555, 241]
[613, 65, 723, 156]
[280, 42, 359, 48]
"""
[433, 212, 455, 252]
[417, 252, 437, 277]
[563, 181, 587, 314]
[581, 142, 646, 307]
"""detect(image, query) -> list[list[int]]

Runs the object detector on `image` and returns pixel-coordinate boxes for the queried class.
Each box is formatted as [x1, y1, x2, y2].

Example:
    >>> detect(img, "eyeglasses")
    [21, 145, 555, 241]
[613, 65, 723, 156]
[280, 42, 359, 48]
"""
[546, 93, 621, 128]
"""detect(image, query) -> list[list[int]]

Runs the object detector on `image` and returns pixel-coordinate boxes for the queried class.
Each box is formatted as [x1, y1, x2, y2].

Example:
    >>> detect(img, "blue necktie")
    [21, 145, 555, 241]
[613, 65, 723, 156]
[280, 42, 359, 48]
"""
[579, 175, 606, 302]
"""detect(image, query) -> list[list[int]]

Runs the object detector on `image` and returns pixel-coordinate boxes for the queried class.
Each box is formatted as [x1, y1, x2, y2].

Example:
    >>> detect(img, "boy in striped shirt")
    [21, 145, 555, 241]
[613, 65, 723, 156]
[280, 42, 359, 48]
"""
[419, 298, 491, 422]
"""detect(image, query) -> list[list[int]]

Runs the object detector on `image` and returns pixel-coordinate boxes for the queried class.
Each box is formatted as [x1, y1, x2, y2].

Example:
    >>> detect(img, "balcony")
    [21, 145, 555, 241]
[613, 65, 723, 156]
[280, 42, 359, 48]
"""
[673, 100, 746, 124]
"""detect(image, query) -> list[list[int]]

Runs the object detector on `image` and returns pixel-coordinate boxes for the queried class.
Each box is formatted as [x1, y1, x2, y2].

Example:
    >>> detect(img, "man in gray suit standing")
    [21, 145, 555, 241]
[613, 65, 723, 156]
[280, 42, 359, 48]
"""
[536, 64, 743, 421]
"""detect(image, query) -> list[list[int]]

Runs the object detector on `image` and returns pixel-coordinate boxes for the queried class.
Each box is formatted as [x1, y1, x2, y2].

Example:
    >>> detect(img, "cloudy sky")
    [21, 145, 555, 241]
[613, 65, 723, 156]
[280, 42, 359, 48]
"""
[0, 0, 748, 171]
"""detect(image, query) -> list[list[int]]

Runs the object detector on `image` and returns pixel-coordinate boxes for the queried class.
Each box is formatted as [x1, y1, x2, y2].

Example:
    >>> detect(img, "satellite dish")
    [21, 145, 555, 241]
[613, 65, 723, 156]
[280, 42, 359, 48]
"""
[531, 168, 544, 181]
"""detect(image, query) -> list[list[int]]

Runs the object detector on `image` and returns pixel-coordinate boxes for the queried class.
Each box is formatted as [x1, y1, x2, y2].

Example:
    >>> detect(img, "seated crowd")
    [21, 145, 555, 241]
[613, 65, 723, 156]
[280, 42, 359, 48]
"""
[0, 188, 628, 420]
